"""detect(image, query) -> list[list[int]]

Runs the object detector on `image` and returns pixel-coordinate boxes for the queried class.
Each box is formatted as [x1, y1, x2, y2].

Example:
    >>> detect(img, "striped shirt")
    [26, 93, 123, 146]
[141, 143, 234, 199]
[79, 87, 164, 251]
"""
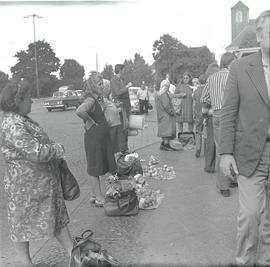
[200, 69, 230, 111]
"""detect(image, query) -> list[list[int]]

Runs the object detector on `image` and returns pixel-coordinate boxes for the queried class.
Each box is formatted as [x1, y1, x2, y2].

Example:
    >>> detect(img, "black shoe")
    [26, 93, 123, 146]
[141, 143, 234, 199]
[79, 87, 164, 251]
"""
[220, 189, 230, 197]
[161, 144, 175, 151]
[230, 182, 238, 188]
[195, 150, 200, 158]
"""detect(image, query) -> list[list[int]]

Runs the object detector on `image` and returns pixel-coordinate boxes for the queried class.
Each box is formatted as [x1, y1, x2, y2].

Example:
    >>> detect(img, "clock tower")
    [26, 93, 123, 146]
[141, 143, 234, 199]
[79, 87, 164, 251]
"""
[231, 1, 249, 41]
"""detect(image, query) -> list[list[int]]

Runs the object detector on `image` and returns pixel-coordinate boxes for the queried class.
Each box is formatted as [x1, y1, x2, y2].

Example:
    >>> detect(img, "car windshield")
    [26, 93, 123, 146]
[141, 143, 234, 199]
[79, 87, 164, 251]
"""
[53, 91, 64, 98]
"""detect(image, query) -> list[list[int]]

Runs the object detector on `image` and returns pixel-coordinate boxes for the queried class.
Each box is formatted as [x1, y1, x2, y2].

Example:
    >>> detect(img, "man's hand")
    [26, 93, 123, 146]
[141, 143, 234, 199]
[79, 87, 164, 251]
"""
[126, 82, 133, 88]
[220, 154, 239, 182]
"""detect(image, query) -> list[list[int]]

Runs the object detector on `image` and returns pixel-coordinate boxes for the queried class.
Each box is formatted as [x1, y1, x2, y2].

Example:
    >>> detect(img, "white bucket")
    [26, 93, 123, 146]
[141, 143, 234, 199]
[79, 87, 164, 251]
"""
[129, 115, 145, 129]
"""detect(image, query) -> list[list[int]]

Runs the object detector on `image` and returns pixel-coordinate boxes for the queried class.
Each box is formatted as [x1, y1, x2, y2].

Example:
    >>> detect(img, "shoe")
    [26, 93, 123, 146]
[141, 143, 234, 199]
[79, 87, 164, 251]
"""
[220, 189, 230, 197]
[195, 150, 200, 158]
[89, 196, 96, 204]
[160, 144, 175, 151]
[230, 182, 238, 188]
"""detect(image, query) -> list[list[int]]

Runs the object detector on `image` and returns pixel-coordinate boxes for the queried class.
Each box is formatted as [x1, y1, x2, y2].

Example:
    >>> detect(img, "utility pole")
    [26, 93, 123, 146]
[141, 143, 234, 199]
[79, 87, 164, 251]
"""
[24, 14, 42, 98]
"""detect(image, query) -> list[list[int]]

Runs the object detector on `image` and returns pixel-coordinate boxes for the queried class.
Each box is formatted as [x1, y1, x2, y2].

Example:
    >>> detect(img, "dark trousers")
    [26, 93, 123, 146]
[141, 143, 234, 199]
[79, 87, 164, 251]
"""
[139, 99, 149, 114]
[204, 116, 216, 173]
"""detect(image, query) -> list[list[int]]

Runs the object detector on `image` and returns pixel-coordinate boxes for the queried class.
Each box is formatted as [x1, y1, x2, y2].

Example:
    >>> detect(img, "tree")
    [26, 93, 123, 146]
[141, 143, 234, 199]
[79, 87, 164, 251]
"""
[101, 64, 114, 80]
[152, 34, 214, 84]
[10, 40, 60, 97]
[152, 34, 187, 83]
[239, 30, 259, 48]
[60, 59, 85, 90]
[121, 54, 154, 87]
[0, 71, 9, 93]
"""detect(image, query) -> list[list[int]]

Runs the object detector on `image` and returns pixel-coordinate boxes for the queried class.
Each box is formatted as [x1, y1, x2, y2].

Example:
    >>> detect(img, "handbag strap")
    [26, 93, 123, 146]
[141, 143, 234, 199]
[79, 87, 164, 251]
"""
[74, 229, 93, 243]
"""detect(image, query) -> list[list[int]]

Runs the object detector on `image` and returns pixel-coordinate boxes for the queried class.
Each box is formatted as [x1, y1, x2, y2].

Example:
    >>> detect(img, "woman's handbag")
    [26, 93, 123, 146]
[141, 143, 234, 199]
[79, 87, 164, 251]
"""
[70, 230, 121, 267]
[104, 190, 139, 216]
[59, 159, 80, 201]
[116, 154, 143, 177]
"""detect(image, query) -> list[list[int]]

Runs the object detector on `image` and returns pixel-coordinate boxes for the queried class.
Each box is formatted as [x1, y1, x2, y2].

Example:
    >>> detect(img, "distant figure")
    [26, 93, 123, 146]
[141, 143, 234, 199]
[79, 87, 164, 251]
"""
[201, 52, 236, 197]
[220, 11, 270, 265]
[156, 79, 176, 151]
[137, 81, 149, 114]
[175, 72, 194, 134]
[76, 73, 116, 207]
[110, 64, 132, 152]
[0, 80, 73, 266]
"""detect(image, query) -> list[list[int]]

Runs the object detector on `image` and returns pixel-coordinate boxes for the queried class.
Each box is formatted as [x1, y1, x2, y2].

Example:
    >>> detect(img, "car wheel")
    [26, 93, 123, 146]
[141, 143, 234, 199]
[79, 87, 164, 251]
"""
[63, 104, 67, 111]
[47, 108, 52, 112]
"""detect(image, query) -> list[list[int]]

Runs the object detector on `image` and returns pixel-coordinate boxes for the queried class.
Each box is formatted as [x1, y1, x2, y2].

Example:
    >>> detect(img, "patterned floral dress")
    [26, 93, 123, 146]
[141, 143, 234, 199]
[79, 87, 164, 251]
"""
[0, 112, 69, 242]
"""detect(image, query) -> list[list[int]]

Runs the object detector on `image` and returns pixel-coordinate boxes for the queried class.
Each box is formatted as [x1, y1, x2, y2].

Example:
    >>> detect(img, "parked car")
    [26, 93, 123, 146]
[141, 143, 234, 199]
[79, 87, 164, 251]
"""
[43, 90, 82, 112]
[128, 87, 140, 114]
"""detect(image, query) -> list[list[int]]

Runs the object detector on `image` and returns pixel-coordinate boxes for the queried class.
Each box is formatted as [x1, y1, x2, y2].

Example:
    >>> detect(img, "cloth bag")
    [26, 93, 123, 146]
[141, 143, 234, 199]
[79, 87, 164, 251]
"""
[59, 159, 80, 201]
[104, 190, 139, 216]
[70, 230, 121, 267]
[116, 154, 143, 177]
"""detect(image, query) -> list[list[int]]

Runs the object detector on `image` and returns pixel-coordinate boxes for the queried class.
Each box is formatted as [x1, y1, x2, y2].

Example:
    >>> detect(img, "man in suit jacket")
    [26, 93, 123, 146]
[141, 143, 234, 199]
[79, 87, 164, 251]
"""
[219, 10, 270, 266]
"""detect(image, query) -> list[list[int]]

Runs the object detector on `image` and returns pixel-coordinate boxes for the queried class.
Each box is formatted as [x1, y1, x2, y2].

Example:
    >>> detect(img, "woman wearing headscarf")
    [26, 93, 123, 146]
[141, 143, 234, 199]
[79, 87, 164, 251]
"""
[76, 73, 116, 207]
[0, 80, 73, 267]
[175, 72, 194, 135]
[155, 79, 176, 151]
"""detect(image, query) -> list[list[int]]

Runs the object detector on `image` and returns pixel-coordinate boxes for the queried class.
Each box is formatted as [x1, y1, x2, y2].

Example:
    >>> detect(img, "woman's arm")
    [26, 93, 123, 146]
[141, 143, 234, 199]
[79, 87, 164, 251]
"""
[76, 97, 96, 130]
[2, 119, 64, 162]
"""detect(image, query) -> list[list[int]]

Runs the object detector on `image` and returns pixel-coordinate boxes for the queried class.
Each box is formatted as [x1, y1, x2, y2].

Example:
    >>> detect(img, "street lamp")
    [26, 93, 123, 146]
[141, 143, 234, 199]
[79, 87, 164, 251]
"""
[23, 14, 42, 98]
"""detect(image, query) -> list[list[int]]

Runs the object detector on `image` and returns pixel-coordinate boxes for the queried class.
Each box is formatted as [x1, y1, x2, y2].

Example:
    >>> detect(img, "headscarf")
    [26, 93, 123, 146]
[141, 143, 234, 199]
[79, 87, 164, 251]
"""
[157, 79, 170, 96]
[102, 79, 111, 98]
[82, 73, 103, 99]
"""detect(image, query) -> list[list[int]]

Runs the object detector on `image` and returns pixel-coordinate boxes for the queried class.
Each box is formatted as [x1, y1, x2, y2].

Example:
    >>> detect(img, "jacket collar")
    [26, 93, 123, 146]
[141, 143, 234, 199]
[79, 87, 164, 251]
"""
[246, 50, 270, 108]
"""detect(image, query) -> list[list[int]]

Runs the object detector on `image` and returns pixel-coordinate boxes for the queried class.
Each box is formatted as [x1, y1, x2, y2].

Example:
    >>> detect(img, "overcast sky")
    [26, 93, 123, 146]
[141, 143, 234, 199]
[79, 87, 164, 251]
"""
[0, 0, 269, 76]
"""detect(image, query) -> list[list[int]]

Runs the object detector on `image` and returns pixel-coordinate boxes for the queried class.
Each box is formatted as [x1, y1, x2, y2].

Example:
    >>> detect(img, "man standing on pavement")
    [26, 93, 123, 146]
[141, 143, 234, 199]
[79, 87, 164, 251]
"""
[201, 52, 237, 197]
[137, 81, 149, 115]
[110, 64, 132, 152]
[220, 10, 270, 266]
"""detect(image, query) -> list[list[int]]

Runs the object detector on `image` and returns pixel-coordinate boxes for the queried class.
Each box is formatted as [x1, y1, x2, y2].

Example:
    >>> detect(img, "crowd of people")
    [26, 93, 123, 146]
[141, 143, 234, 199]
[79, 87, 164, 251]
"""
[0, 9, 269, 267]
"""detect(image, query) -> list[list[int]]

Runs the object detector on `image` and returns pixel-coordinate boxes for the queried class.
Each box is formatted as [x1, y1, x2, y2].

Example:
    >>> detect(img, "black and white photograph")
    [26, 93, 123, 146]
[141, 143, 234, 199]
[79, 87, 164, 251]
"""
[0, 0, 269, 266]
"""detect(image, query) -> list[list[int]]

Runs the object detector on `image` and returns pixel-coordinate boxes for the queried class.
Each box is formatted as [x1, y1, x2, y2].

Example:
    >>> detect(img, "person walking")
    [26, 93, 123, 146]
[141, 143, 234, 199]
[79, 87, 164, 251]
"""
[201, 52, 237, 197]
[220, 10, 270, 265]
[137, 81, 149, 114]
[0, 80, 73, 267]
[76, 73, 116, 207]
[156, 79, 176, 151]
[110, 64, 132, 152]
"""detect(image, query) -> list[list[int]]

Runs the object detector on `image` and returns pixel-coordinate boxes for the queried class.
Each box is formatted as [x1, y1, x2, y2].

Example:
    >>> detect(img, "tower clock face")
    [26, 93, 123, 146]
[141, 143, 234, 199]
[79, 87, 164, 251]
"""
[236, 10, 243, 22]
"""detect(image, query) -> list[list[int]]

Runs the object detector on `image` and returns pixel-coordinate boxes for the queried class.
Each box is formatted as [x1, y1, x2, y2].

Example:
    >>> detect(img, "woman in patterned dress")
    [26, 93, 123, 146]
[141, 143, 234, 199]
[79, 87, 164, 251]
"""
[76, 73, 116, 207]
[175, 72, 194, 135]
[0, 80, 73, 267]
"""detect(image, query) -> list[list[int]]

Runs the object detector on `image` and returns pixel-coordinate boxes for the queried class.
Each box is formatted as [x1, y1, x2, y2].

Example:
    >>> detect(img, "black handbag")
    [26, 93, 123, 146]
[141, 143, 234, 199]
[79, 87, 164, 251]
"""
[104, 190, 139, 216]
[59, 159, 80, 201]
[116, 154, 143, 177]
[70, 230, 121, 267]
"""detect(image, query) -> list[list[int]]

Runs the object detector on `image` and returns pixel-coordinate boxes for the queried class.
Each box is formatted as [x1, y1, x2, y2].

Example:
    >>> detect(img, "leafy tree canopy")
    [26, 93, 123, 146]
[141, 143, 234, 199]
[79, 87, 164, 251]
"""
[59, 59, 85, 90]
[10, 39, 60, 97]
[239, 30, 259, 48]
[121, 53, 153, 87]
[152, 34, 214, 84]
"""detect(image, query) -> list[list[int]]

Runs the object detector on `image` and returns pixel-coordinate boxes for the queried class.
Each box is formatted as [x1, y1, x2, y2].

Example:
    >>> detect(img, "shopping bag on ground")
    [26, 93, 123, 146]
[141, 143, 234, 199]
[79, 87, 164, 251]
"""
[70, 230, 121, 267]
[116, 153, 143, 177]
[104, 190, 139, 216]
[178, 131, 195, 146]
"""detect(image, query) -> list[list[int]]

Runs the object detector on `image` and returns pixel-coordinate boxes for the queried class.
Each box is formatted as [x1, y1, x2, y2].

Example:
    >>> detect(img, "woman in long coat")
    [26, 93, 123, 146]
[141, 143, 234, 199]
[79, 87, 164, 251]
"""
[155, 79, 176, 151]
[175, 72, 194, 134]
[0, 80, 73, 266]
